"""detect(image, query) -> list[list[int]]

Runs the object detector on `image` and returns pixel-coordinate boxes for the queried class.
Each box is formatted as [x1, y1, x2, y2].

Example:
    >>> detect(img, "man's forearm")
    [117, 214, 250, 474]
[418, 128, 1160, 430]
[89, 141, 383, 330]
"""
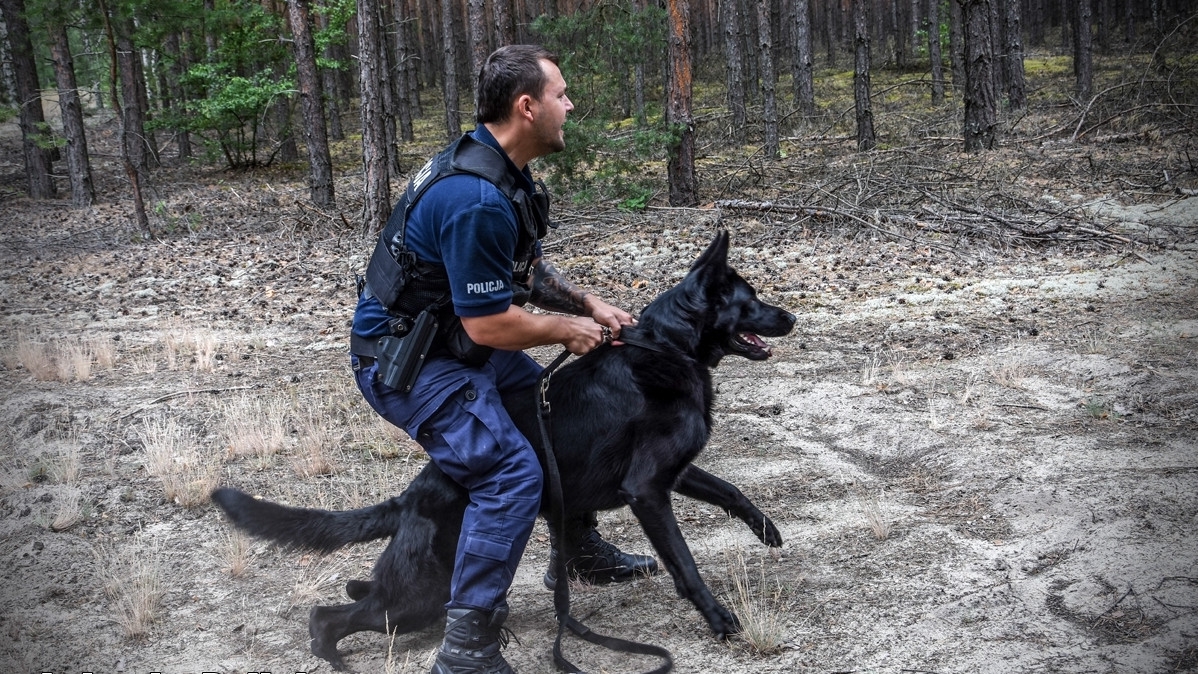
[528, 257, 590, 315]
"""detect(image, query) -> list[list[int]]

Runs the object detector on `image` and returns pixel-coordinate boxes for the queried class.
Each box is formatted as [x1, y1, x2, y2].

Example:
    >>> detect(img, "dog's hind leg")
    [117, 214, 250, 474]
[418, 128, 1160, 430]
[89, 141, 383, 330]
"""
[673, 465, 782, 547]
[309, 595, 443, 671]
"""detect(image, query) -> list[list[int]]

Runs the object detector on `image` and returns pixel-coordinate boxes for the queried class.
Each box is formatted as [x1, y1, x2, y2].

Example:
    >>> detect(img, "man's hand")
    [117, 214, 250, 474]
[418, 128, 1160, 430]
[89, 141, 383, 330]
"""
[584, 296, 636, 340]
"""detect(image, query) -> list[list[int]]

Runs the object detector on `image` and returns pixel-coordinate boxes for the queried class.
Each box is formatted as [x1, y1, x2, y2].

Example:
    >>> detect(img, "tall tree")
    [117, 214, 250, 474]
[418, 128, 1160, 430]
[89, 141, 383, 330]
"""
[960, 0, 997, 151]
[97, 0, 149, 233]
[722, 0, 746, 139]
[757, 0, 779, 158]
[852, 0, 875, 151]
[440, 0, 462, 139]
[928, 0, 945, 104]
[1, 0, 56, 198]
[390, 0, 414, 141]
[467, 0, 487, 86]
[1002, 0, 1025, 109]
[357, 0, 391, 233]
[949, 0, 965, 90]
[286, 0, 334, 205]
[792, 0, 815, 116]
[1074, 0, 1093, 100]
[665, 0, 697, 206]
[49, 17, 95, 206]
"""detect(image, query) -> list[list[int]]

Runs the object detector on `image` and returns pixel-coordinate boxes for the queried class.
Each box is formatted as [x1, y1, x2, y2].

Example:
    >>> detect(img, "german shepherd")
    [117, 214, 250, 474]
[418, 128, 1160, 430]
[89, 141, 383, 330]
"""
[212, 231, 796, 670]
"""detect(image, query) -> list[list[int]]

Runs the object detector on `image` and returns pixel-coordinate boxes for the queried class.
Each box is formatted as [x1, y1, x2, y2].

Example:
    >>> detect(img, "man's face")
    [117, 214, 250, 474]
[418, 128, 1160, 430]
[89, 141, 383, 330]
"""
[531, 59, 573, 154]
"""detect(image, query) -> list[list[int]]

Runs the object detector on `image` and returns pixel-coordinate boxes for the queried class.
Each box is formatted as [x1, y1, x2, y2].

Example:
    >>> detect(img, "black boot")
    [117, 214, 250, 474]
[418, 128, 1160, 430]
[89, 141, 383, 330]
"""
[430, 607, 514, 674]
[543, 513, 659, 590]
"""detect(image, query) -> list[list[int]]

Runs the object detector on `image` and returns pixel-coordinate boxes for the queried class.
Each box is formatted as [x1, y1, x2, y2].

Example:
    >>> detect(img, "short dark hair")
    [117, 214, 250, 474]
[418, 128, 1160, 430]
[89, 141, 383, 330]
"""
[475, 45, 559, 124]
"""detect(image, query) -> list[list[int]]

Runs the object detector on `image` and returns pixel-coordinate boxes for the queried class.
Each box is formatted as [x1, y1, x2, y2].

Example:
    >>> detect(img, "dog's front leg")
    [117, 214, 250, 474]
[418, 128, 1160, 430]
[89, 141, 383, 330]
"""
[673, 465, 782, 547]
[619, 485, 740, 638]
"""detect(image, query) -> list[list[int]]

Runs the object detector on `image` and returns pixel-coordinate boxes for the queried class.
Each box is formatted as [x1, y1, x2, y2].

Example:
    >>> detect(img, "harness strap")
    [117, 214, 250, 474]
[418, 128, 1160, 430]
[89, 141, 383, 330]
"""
[534, 350, 673, 674]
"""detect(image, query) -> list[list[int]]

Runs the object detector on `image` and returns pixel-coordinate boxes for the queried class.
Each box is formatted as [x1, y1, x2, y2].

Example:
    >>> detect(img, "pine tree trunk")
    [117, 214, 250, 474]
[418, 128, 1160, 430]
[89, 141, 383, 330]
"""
[852, 0, 876, 151]
[467, 0, 487, 85]
[390, 0, 414, 141]
[666, 0, 697, 206]
[723, 0, 746, 139]
[440, 0, 462, 140]
[493, 0, 512, 46]
[357, 0, 392, 233]
[0, 0, 56, 198]
[1075, 0, 1093, 100]
[287, 0, 335, 205]
[163, 32, 193, 158]
[50, 21, 95, 207]
[1004, 0, 1026, 110]
[98, 0, 149, 233]
[949, 0, 965, 90]
[928, 0, 945, 104]
[115, 21, 151, 187]
[961, 0, 997, 152]
[792, 0, 815, 116]
[757, 0, 779, 158]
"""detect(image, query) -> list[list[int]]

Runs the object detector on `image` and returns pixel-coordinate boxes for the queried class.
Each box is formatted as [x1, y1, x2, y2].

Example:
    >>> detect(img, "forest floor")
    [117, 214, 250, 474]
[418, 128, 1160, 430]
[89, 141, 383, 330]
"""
[0, 109, 1196, 674]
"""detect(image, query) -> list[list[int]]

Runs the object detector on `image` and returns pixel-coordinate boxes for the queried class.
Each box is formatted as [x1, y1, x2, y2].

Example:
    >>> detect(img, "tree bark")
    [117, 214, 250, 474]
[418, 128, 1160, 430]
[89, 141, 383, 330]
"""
[961, 0, 997, 152]
[722, 0, 746, 139]
[1003, 0, 1026, 109]
[493, 0, 512, 46]
[792, 0, 815, 116]
[852, 0, 876, 151]
[1075, 0, 1093, 100]
[467, 0, 488, 87]
[163, 31, 192, 158]
[757, 0, 779, 158]
[440, 0, 462, 140]
[115, 19, 151, 185]
[49, 21, 95, 207]
[928, 0, 945, 104]
[97, 0, 149, 233]
[0, 0, 56, 198]
[949, 0, 965, 90]
[666, 0, 697, 206]
[390, 0, 414, 141]
[287, 0, 335, 205]
[357, 0, 392, 233]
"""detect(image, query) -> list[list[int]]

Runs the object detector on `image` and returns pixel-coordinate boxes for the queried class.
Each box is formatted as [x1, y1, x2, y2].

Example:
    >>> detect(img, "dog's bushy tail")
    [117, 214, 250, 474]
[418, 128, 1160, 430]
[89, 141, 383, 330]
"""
[211, 487, 403, 553]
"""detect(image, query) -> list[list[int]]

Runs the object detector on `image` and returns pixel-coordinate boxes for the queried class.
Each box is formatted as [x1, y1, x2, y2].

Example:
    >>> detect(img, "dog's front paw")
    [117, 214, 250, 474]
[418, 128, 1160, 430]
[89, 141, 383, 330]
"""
[757, 515, 782, 547]
[705, 602, 742, 639]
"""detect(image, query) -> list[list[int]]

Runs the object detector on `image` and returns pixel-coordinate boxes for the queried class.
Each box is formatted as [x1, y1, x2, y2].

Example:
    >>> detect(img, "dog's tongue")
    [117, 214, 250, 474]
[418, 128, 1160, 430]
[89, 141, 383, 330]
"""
[741, 333, 771, 354]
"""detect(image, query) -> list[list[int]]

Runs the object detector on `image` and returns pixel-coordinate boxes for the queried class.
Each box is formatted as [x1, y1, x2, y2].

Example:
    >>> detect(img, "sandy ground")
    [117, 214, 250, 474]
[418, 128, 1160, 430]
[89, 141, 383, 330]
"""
[1, 188, 1195, 674]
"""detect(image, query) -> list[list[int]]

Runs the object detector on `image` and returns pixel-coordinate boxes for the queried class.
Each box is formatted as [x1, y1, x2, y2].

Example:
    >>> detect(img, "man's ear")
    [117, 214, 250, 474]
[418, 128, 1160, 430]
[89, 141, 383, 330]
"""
[514, 93, 535, 122]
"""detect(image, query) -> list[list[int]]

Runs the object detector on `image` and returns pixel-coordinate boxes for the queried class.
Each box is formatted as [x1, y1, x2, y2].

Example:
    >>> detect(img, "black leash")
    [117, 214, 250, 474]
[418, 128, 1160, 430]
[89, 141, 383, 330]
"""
[535, 349, 673, 674]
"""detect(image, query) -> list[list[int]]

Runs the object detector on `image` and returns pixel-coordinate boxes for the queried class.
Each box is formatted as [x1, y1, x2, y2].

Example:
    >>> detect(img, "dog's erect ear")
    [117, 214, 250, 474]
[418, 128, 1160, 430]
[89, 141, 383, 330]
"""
[691, 230, 730, 273]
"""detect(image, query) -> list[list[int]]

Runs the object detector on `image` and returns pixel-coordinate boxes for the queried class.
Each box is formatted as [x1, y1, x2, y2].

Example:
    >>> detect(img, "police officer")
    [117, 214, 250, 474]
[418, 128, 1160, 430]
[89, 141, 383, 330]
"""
[351, 45, 657, 674]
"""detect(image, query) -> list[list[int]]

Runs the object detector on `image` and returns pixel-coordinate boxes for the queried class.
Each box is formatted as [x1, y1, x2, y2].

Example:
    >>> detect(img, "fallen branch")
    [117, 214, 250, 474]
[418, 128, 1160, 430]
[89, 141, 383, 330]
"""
[113, 385, 259, 422]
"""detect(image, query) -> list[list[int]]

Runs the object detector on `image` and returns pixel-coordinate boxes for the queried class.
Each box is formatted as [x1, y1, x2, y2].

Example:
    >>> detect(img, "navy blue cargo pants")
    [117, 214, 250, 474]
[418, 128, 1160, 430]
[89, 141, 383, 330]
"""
[353, 349, 544, 613]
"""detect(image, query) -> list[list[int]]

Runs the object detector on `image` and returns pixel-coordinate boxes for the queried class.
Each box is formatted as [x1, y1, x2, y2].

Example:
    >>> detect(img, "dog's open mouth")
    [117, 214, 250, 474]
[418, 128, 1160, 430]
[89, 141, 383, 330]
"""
[731, 332, 773, 360]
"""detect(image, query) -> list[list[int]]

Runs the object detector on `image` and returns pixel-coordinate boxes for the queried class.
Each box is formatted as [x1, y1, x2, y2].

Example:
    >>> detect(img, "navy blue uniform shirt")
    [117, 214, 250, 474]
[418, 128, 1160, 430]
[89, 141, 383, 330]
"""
[353, 126, 543, 340]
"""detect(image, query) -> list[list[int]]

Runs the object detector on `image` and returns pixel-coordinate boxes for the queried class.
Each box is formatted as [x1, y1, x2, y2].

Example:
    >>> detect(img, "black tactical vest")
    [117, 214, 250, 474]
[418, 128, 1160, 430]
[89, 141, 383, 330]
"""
[364, 133, 551, 320]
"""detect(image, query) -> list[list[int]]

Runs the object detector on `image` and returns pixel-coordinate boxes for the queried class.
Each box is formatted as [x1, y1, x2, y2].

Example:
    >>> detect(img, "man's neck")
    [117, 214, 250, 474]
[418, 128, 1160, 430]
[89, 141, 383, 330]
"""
[483, 121, 536, 170]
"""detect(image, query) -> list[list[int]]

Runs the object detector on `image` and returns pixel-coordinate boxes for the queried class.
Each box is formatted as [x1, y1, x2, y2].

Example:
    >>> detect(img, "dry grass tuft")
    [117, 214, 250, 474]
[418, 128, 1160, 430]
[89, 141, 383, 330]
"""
[138, 415, 221, 507]
[221, 529, 252, 578]
[291, 410, 338, 478]
[857, 488, 891, 541]
[16, 331, 57, 380]
[96, 542, 164, 639]
[50, 485, 84, 531]
[725, 547, 788, 655]
[221, 394, 287, 468]
[287, 557, 344, 612]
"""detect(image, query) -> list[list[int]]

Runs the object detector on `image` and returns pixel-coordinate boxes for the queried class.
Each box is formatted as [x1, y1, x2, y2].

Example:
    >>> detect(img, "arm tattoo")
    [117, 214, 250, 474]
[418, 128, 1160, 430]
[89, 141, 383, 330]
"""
[529, 258, 589, 315]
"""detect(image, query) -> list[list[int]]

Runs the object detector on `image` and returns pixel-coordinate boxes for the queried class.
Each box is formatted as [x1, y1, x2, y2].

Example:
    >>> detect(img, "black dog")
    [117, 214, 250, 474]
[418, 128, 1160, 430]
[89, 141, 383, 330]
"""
[212, 231, 796, 669]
